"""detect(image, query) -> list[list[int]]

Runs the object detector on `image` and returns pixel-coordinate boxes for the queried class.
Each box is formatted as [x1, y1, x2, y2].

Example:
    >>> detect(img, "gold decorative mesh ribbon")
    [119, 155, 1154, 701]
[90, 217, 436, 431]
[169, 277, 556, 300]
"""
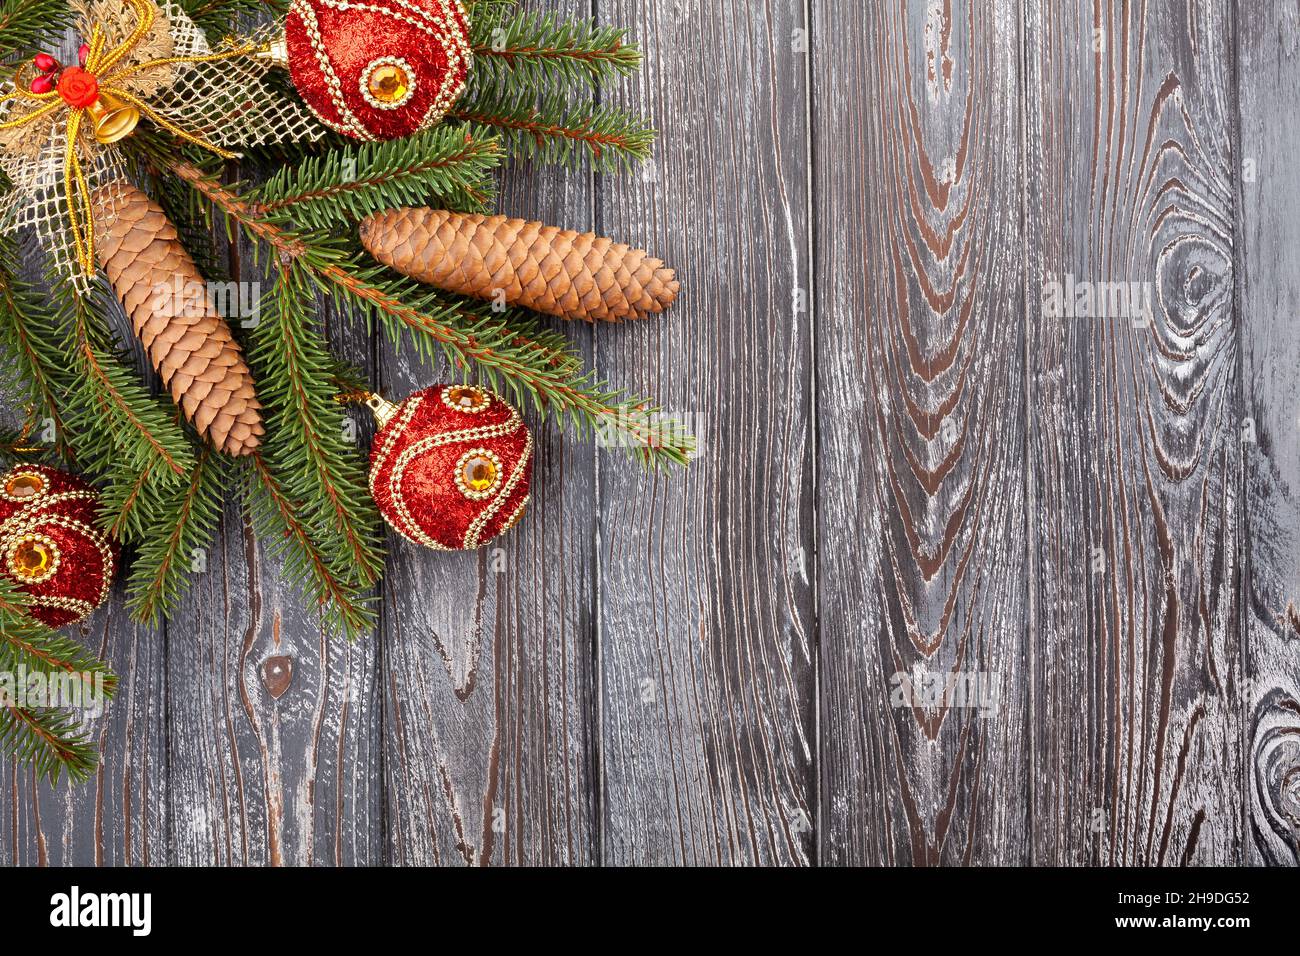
[0, 0, 323, 293]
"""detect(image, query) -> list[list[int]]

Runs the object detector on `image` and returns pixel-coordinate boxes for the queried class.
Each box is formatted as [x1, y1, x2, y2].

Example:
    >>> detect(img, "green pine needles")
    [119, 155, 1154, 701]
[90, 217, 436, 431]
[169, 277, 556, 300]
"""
[0, 0, 72, 56]
[0, 0, 688, 782]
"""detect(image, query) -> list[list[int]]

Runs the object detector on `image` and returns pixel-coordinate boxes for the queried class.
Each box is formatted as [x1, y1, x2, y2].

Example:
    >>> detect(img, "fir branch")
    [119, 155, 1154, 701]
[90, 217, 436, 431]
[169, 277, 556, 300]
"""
[47, 279, 196, 485]
[0, 586, 117, 696]
[252, 126, 502, 231]
[74, 340, 192, 477]
[0, 249, 74, 457]
[470, 11, 642, 91]
[319, 265, 691, 464]
[0, 704, 100, 784]
[171, 0, 287, 36]
[0, 634, 116, 707]
[452, 85, 654, 172]
[126, 447, 226, 625]
[246, 454, 376, 640]
[100, 459, 163, 540]
[249, 264, 384, 586]
[464, 0, 516, 23]
[170, 160, 692, 466]
[0, 580, 116, 785]
[0, 0, 72, 58]
[99, 448, 206, 544]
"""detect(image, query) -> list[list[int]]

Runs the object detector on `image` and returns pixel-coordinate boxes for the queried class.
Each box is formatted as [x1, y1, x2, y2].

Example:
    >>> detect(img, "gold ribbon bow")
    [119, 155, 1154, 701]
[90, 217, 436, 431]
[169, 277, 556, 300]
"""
[0, 0, 256, 277]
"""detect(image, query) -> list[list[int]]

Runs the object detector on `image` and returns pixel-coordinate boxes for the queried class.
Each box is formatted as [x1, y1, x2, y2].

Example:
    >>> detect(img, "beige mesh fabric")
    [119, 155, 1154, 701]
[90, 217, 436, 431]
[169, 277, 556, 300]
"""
[0, 121, 131, 295]
[0, 0, 325, 294]
[148, 4, 324, 149]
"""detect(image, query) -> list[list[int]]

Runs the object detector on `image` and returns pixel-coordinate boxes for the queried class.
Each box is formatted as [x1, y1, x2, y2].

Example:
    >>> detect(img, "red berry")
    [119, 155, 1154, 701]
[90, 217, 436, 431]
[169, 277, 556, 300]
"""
[29, 74, 54, 94]
[33, 53, 58, 73]
[78, 44, 90, 67]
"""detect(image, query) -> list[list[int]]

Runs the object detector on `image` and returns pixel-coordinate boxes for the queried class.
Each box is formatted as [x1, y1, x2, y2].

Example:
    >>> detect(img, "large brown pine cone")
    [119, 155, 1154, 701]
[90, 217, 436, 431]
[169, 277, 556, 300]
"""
[93, 182, 264, 457]
[359, 209, 680, 322]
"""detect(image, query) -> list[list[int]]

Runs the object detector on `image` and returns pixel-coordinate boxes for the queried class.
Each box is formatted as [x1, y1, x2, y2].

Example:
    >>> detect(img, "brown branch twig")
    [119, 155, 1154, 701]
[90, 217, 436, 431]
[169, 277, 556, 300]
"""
[449, 108, 636, 159]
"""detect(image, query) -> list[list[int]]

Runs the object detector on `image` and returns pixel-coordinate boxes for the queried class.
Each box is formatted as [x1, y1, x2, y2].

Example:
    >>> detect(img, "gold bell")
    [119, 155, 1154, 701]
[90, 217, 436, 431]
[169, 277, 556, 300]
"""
[87, 93, 141, 145]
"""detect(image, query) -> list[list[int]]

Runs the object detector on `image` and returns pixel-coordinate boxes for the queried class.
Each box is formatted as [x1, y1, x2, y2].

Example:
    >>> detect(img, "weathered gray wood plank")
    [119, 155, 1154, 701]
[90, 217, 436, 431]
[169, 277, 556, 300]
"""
[1, 600, 166, 866]
[380, 0, 598, 868]
[814, 0, 1029, 865]
[1024, 0, 1243, 864]
[0, 28, 170, 865]
[1235, 1, 1300, 867]
[596, 0, 815, 866]
[165, 252, 384, 865]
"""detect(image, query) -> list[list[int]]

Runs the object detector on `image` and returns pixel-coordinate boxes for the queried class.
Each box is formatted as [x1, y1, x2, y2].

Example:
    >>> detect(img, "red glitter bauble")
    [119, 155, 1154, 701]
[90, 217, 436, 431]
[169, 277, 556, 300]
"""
[284, 0, 472, 141]
[0, 465, 118, 628]
[369, 385, 533, 550]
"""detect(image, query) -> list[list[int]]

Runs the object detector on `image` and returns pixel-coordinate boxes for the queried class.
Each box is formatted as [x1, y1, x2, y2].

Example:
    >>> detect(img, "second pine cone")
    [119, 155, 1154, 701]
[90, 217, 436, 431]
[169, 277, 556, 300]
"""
[360, 210, 679, 323]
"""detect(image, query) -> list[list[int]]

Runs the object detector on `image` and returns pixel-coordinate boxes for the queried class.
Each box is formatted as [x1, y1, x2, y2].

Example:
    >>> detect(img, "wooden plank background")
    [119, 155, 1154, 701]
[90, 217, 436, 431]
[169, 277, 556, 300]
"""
[3, 0, 1299, 866]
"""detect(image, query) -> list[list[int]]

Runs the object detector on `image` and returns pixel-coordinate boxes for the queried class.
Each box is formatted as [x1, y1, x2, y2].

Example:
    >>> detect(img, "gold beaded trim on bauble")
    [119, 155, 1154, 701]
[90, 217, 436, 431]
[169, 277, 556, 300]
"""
[462, 429, 532, 550]
[28, 594, 94, 617]
[368, 393, 423, 540]
[497, 495, 530, 535]
[291, 0, 473, 139]
[440, 384, 490, 414]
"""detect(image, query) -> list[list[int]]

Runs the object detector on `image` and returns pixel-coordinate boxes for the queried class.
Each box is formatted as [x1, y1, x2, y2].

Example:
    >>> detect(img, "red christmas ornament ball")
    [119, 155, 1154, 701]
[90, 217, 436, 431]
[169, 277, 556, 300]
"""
[284, 0, 473, 141]
[0, 464, 118, 628]
[369, 385, 533, 550]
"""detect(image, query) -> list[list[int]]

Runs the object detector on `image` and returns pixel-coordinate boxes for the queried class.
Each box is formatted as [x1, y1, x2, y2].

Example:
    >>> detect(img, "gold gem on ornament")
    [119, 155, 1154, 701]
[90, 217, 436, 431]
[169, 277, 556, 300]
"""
[360, 57, 415, 110]
[7, 533, 60, 584]
[441, 385, 490, 414]
[454, 448, 503, 500]
[2, 471, 46, 502]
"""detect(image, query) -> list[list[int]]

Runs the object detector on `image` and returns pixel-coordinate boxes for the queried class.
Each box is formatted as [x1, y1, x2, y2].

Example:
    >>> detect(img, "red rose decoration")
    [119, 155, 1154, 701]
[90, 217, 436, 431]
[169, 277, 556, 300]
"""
[0, 465, 118, 628]
[57, 67, 99, 109]
[369, 385, 533, 550]
[284, 0, 472, 140]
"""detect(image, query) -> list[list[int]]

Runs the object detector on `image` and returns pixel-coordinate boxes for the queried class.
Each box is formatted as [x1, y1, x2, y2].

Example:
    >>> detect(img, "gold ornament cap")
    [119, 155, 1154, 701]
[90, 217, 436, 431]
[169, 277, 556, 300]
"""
[364, 392, 401, 428]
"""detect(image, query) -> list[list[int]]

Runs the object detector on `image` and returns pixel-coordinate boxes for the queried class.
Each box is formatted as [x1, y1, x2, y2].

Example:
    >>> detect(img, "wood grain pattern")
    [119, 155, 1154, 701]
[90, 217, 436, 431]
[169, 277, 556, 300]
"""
[1236, 1, 1300, 867]
[381, 0, 598, 866]
[8, 0, 1300, 869]
[595, 0, 816, 866]
[1, 601, 165, 866]
[1024, 0, 1243, 865]
[165, 279, 384, 866]
[1, 28, 170, 865]
[814, 0, 1029, 866]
